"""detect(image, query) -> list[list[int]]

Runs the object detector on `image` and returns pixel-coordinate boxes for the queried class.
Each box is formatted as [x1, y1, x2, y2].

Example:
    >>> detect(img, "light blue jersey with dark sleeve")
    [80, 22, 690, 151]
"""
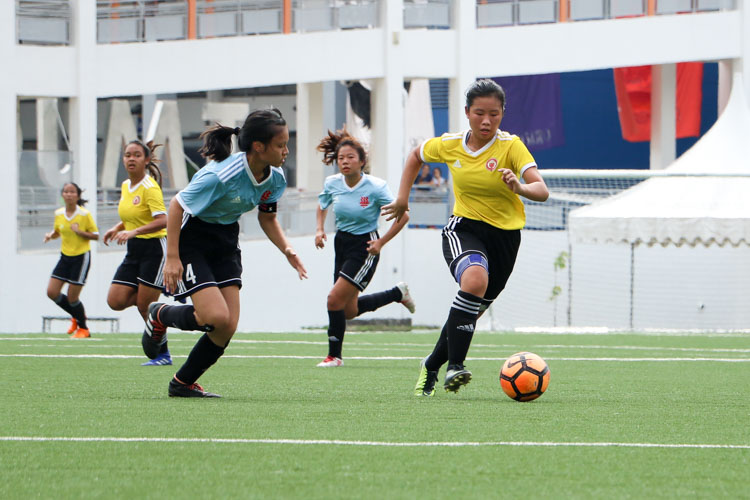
[318, 173, 394, 235]
[175, 152, 286, 225]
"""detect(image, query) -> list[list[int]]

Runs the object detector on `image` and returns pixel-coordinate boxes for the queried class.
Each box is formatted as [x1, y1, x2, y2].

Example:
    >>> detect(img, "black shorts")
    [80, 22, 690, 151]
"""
[334, 230, 380, 292]
[51, 251, 91, 286]
[442, 215, 521, 301]
[173, 216, 242, 299]
[111, 237, 166, 290]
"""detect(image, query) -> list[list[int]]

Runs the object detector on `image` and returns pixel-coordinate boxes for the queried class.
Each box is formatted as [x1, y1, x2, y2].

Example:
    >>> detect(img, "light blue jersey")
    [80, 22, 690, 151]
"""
[176, 152, 286, 225]
[318, 173, 394, 235]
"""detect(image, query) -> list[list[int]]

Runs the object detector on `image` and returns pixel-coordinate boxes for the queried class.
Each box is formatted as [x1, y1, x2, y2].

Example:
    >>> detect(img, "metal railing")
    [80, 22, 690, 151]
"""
[477, 0, 736, 28]
[16, 0, 737, 45]
[16, 0, 71, 45]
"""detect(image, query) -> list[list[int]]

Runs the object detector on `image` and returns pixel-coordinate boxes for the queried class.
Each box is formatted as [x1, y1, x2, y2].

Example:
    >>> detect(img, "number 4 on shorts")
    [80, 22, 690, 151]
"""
[185, 263, 196, 284]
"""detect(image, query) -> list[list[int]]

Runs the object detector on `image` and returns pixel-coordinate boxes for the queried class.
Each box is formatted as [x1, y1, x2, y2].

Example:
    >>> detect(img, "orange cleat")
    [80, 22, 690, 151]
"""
[72, 328, 90, 338]
[66, 318, 78, 335]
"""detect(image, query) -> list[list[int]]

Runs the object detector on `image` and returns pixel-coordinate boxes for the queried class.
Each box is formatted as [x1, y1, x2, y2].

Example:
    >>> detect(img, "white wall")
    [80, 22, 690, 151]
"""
[29, 227, 750, 334]
[6, 4, 750, 334]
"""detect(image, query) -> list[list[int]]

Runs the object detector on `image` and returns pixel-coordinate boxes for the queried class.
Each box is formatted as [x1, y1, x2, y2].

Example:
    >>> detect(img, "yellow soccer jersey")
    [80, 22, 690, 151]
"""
[420, 130, 537, 230]
[53, 206, 99, 256]
[118, 175, 167, 239]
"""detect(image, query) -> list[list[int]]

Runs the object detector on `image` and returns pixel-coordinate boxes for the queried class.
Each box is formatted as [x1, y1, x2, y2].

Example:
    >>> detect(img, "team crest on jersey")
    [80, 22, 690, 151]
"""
[359, 196, 369, 208]
[486, 158, 498, 172]
[260, 190, 271, 202]
[132, 196, 141, 205]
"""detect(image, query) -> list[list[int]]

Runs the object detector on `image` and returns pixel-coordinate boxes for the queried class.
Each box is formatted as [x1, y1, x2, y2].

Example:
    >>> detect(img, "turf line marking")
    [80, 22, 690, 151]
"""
[5, 338, 748, 355]
[1, 354, 750, 362]
[1, 436, 748, 450]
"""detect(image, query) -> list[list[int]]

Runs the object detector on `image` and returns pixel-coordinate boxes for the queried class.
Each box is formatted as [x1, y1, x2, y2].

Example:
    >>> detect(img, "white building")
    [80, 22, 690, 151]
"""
[2, 1, 747, 333]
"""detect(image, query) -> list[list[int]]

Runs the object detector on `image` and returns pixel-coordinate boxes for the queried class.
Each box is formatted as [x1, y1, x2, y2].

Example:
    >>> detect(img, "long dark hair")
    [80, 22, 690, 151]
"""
[466, 79, 506, 111]
[62, 182, 87, 207]
[126, 140, 163, 186]
[316, 126, 367, 170]
[198, 108, 287, 163]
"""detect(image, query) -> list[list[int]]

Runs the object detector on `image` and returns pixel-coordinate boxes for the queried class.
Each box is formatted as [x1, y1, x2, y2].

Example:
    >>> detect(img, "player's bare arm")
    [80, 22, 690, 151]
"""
[258, 210, 308, 280]
[315, 206, 328, 249]
[382, 147, 422, 222]
[163, 197, 185, 294]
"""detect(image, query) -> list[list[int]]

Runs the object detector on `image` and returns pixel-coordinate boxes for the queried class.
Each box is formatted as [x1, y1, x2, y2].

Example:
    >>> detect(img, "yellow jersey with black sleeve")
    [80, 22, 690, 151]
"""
[118, 175, 167, 239]
[53, 206, 99, 256]
[420, 129, 537, 230]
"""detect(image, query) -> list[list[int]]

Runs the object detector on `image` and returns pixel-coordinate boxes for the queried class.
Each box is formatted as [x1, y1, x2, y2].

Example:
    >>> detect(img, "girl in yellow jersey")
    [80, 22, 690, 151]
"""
[383, 79, 550, 396]
[103, 140, 170, 366]
[44, 183, 99, 338]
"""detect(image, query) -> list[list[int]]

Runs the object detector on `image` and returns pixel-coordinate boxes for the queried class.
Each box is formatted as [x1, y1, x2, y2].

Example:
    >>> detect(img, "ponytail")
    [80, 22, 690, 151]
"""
[126, 140, 163, 187]
[62, 182, 88, 207]
[316, 126, 367, 168]
[198, 124, 237, 163]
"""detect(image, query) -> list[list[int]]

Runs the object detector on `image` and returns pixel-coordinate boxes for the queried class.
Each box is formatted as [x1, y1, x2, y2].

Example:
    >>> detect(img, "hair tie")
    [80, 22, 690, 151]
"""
[234, 127, 241, 135]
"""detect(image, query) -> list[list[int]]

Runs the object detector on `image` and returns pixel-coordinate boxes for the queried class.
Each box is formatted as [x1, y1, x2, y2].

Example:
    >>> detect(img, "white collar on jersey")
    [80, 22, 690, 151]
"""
[462, 130, 497, 157]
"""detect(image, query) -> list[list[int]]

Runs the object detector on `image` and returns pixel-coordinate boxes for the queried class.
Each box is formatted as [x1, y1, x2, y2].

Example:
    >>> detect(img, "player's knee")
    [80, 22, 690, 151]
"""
[47, 289, 59, 301]
[106, 296, 123, 310]
[198, 309, 232, 332]
[326, 293, 345, 311]
[454, 253, 488, 283]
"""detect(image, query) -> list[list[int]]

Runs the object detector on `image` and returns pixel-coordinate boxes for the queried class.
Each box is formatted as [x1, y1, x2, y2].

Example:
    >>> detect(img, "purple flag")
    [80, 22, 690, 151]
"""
[491, 74, 564, 152]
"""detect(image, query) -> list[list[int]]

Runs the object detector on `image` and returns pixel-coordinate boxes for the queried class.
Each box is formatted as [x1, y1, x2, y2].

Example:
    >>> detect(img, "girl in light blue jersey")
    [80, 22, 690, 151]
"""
[314, 128, 415, 367]
[144, 108, 308, 398]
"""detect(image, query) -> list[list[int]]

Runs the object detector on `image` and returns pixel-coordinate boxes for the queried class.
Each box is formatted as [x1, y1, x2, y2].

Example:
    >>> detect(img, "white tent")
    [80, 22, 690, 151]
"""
[568, 71, 750, 247]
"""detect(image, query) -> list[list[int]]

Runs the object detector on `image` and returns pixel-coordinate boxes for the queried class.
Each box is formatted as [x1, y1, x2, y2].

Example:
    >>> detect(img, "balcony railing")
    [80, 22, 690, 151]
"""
[17, 0, 736, 46]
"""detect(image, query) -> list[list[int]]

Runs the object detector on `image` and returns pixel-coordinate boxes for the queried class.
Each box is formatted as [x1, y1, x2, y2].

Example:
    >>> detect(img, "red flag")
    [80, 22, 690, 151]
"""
[614, 63, 703, 142]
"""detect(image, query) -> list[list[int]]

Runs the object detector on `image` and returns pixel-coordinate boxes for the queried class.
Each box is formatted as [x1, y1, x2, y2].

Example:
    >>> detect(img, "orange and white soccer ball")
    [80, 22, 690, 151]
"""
[499, 352, 550, 402]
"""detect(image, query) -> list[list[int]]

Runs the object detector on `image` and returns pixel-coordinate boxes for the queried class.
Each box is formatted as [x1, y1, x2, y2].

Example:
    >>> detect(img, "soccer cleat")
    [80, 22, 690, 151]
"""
[316, 355, 343, 367]
[444, 364, 472, 393]
[66, 318, 78, 335]
[142, 302, 168, 359]
[414, 358, 438, 397]
[396, 282, 416, 314]
[71, 328, 90, 338]
[168, 378, 221, 398]
[141, 351, 173, 366]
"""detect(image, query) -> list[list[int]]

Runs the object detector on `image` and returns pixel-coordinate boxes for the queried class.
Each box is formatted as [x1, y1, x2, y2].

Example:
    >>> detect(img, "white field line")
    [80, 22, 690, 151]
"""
[1, 353, 750, 362]
[0, 435, 748, 450]
[2, 337, 749, 354]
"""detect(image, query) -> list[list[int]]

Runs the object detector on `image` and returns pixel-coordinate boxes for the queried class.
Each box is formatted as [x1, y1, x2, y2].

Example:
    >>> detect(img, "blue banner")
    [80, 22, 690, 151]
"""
[491, 74, 564, 152]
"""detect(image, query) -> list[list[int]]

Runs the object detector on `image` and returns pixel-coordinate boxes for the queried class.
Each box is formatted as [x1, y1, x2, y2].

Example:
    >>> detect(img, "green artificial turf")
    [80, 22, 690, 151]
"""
[0, 330, 748, 499]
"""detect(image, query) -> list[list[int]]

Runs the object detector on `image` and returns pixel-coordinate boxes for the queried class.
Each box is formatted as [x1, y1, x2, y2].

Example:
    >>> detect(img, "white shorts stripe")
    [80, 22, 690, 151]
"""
[77, 251, 90, 284]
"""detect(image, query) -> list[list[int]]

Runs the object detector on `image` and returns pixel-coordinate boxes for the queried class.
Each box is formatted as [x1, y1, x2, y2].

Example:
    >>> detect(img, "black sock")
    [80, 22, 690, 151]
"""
[157, 304, 203, 331]
[327, 310, 346, 358]
[425, 324, 448, 371]
[174, 334, 225, 385]
[53, 294, 76, 317]
[69, 300, 87, 329]
[447, 290, 481, 366]
[356, 286, 402, 316]
[159, 342, 169, 355]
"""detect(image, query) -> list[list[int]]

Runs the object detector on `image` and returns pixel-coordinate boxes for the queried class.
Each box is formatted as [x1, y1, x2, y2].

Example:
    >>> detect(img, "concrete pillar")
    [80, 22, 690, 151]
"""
[0, 0, 18, 257]
[369, 0, 406, 296]
[449, 0, 476, 132]
[70, 0, 98, 224]
[649, 63, 676, 170]
[141, 94, 157, 138]
[718, 60, 732, 116]
[37, 98, 60, 150]
[295, 82, 327, 192]
[371, 0, 404, 184]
